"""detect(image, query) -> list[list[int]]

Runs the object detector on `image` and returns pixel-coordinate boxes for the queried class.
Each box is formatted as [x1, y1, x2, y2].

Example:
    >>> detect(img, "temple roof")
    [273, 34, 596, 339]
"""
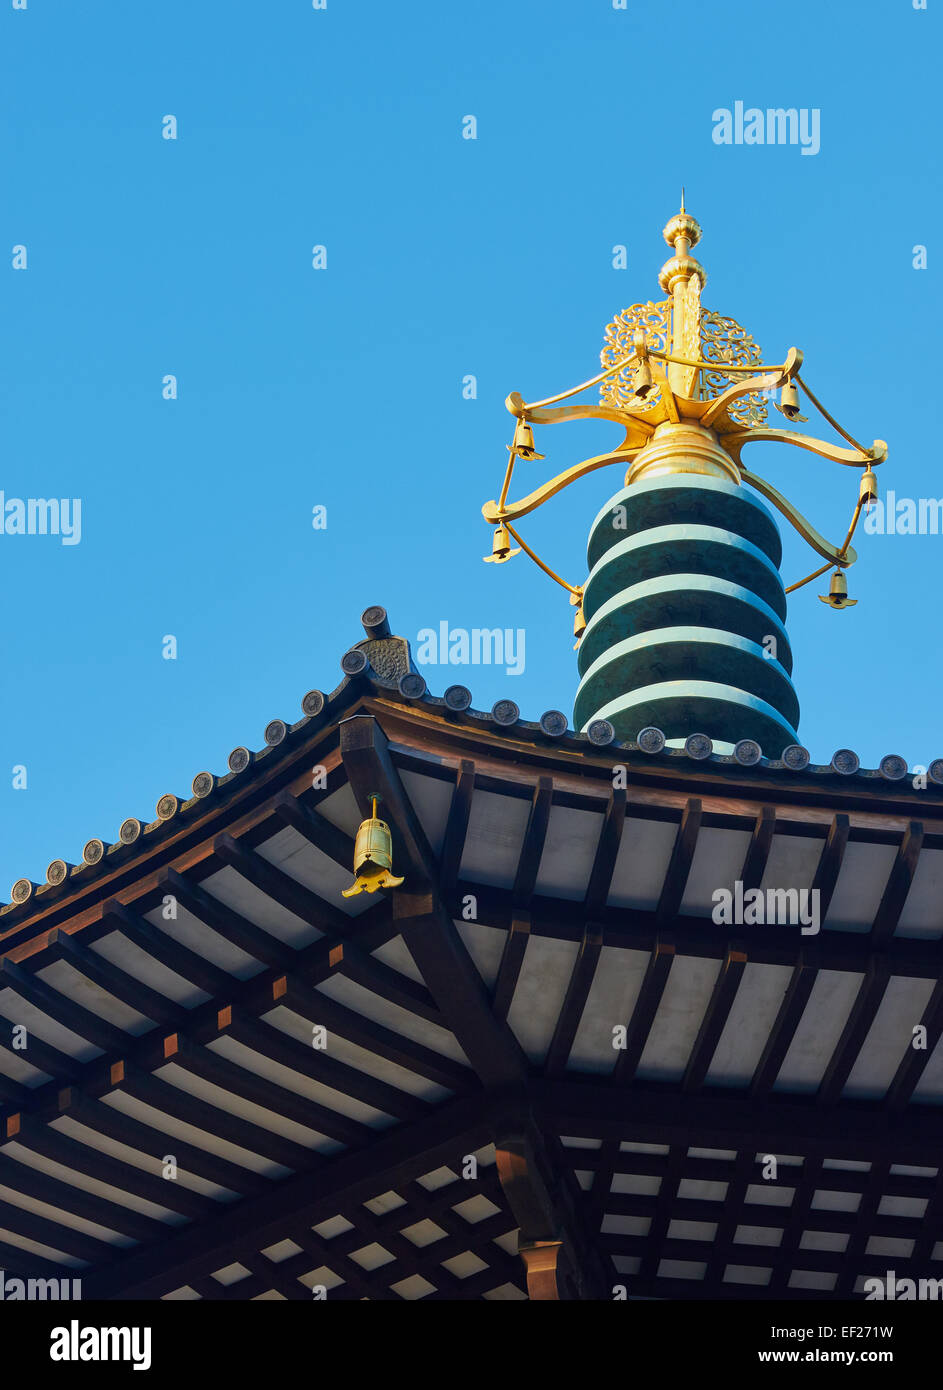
[1, 610, 942, 1300]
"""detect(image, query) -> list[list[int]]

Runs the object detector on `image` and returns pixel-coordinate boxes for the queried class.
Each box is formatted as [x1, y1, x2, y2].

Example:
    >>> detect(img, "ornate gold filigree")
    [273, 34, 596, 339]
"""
[698, 309, 768, 426]
[600, 300, 671, 410]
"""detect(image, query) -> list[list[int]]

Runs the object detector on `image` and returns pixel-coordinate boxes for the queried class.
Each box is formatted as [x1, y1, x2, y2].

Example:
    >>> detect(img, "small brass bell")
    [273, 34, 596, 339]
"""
[342, 797, 405, 897]
[775, 379, 808, 422]
[483, 522, 520, 564]
[632, 358, 655, 399]
[818, 569, 857, 609]
[859, 468, 878, 508]
[571, 589, 586, 649]
[509, 418, 545, 462]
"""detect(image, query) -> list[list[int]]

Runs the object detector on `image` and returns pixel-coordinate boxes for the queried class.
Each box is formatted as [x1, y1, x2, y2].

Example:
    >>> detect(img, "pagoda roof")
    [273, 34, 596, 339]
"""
[1, 614, 942, 1300]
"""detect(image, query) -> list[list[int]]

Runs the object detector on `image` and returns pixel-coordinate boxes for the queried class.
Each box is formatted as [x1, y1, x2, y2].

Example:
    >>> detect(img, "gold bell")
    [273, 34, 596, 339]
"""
[631, 358, 655, 400]
[775, 379, 808, 422]
[483, 522, 520, 564]
[818, 569, 857, 609]
[571, 589, 586, 649]
[859, 468, 878, 508]
[342, 797, 405, 897]
[509, 417, 545, 462]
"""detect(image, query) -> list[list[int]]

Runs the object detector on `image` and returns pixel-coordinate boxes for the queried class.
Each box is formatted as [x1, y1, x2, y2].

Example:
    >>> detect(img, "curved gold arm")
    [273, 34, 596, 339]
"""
[507, 394, 655, 441]
[740, 465, 858, 568]
[503, 523, 580, 596]
[700, 348, 801, 430]
[723, 427, 886, 469]
[483, 446, 642, 525]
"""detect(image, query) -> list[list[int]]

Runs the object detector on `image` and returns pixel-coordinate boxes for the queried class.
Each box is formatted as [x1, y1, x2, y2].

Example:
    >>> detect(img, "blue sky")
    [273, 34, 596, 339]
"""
[0, 0, 937, 893]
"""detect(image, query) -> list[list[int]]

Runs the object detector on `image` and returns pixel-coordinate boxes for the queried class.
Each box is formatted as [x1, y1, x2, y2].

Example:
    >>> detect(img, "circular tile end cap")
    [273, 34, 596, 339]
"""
[491, 699, 520, 727]
[444, 684, 472, 712]
[831, 748, 860, 776]
[398, 672, 427, 700]
[685, 732, 714, 761]
[879, 753, 908, 781]
[539, 709, 568, 738]
[781, 744, 811, 771]
[10, 878, 33, 905]
[264, 719, 287, 747]
[228, 746, 251, 774]
[302, 689, 325, 717]
[119, 818, 142, 844]
[341, 648, 368, 676]
[734, 738, 762, 766]
[46, 859, 68, 886]
[587, 719, 615, 746]
[637, 726, 666, 755]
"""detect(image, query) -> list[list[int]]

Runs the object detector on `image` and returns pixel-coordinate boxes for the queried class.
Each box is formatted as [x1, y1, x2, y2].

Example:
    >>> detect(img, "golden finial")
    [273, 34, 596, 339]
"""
[480, 203, 888, 615]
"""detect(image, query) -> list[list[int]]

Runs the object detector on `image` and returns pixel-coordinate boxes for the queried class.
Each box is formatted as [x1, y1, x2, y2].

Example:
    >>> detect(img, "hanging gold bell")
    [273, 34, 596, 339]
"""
[818, 569, 857, 609]
[571, 589, 586, 649]
[775, 379, 808, 422]
[859, 468, 878, 507]
[483, 522, 521, 564]
[509, 418, 545, 462]
[631, 358, 655, 400]
[342, 797, 405, 897]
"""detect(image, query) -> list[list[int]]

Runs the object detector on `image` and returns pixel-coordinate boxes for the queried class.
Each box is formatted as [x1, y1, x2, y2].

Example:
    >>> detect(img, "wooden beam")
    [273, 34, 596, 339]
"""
[750, 957, 817, 1098]
[682, 945, 747, 1091]
[82, 1092, 496, 1298]
[219, 1005, 429, 1123]
[438, 760, 476, 898]
[492, 911, 530, 1023]
[816, 958, 891, 1105]
[656, 799, 702, 923]
[272, 791, 355, 874]
[612, 940, 675, 1084]
[0, 956, 128, 1056]
[585, 788, 626, 914]
[340, 716, 529, 1088]
[46, 928, 188, 1031]
[811, 813, 850, 920]
[870, 822, 923, 946]
[272, 974, 475, 1094]
[740, 805, 776, 891]
[214, 835, 349, 938]
[544, 924, 603, 1076]
[162, 867, 295, 972]
[513, 779, 553, 907]
[886, 974, 943, 1111]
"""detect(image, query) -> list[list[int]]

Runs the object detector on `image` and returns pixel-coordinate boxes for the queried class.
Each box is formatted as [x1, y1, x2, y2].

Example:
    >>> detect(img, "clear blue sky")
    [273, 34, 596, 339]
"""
[0, 0, 937, 894]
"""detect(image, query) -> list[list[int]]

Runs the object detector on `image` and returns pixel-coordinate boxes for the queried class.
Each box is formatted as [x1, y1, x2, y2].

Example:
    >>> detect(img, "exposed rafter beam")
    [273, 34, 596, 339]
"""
[340, 716, 529, 1088]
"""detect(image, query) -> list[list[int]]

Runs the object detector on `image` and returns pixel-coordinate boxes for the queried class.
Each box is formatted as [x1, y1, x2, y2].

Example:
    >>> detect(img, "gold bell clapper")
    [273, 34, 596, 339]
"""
[483, 522, 521, 564]
[341, 797, 405, 898]
[509, 417, 545, 462]
[818, 569, 857, 609]
[775, 378, 808, 423]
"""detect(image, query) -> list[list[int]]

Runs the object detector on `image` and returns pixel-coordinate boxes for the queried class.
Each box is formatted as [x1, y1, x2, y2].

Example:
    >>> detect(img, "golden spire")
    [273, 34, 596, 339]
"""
[481, 202, 887, 614]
